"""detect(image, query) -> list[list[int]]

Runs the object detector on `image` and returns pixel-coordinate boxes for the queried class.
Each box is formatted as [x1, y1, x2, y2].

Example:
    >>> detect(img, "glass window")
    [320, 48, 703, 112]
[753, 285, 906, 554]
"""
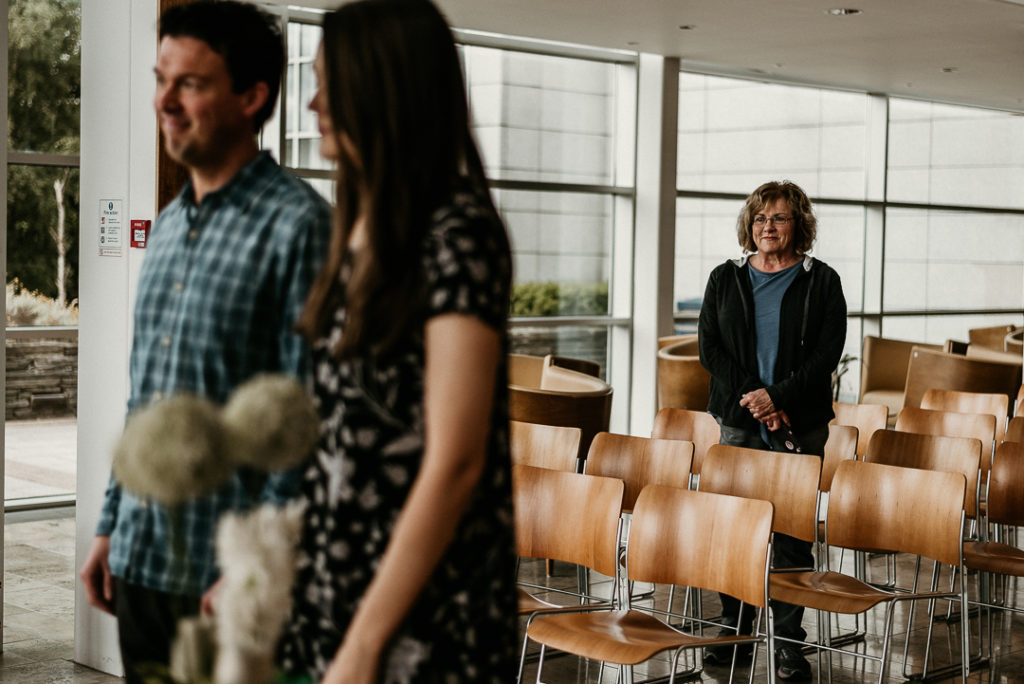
[882, 314, 1024, 348]
[497, 188, 613, 316]
[887, 99, 1024, 209]
[464, 45, 625, 185]
[677, 73, 869, 199]
[7, 0, 81, 155]
[509, 324, 610, 379]
[884, 208, 1024, 312]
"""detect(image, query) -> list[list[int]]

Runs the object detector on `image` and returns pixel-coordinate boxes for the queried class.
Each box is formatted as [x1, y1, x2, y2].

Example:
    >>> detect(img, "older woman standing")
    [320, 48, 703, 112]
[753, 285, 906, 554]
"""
[698, 181, 846, 681]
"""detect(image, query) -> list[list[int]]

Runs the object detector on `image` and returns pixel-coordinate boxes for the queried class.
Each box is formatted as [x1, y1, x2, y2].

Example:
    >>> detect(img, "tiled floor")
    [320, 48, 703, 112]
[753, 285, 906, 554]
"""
[2, 514, 119, 683]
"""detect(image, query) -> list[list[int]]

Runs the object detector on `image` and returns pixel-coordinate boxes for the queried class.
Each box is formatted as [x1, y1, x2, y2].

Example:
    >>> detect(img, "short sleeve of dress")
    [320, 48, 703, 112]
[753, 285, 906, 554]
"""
[422, 197, 511, 332]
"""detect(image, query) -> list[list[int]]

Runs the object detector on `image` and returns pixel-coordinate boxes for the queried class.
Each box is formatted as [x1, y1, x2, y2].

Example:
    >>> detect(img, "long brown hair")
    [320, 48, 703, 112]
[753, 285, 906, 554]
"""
[297, 0, 501, 358]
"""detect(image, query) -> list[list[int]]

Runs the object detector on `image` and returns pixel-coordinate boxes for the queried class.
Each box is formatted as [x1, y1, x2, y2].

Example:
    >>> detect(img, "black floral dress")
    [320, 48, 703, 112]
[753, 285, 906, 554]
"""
[279, 193, 518, 683]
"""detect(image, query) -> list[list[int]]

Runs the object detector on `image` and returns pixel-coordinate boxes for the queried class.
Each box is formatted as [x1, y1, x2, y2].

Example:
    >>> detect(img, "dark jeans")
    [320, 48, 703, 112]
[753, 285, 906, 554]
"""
[114, 577, 201, 684]
[715, 422, 829, 642]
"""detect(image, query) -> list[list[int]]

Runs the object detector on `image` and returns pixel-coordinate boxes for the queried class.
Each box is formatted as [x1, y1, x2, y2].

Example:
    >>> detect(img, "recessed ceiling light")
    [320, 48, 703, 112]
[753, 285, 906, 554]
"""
[825, 8, 863, 15]
[941, 66, 958, 73]
[678, 24, 696, 30]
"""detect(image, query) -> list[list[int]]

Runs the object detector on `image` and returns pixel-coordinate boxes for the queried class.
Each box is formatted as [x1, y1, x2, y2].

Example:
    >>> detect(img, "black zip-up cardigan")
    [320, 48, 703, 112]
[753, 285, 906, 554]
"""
[697, 255, 847, 434]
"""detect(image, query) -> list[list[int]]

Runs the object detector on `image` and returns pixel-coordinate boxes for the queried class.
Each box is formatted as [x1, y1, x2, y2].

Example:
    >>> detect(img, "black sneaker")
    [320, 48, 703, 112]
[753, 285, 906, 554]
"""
[703, 629, 753, 666]
[776, 645, 811, 681]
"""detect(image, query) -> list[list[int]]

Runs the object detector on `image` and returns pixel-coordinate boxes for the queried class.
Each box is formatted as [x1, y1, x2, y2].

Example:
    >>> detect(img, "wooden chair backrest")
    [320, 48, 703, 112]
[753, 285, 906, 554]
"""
[827, 460, 965, 567]
[585, 432, 693, 512]
[986, 441, 1024, 527]
[650, 407, 720, 475]
[895, 406, 994, 477]
[512, 465, 623, 579]
[822, 424, 858, 492]
[903, 347, 1021, 413]
[509, 420, 581, 472]
[921, 388, 1009, 441]
[865, 427, 981, 520]
[859, 335, 940, 397]
[656, 339, 711, 412]
[831, 401, 886, 457]
[1005, 415, 1024, 443]
[700, 444, 821, 542]
[508, 353, 548, 388]
[627, 485, 773, 608]
[968, 324, 1018, 351]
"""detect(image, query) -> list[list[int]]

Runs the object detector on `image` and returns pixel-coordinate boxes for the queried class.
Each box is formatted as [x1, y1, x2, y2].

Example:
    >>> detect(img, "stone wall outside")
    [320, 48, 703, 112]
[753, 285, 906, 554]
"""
[6, 333, 78, 420]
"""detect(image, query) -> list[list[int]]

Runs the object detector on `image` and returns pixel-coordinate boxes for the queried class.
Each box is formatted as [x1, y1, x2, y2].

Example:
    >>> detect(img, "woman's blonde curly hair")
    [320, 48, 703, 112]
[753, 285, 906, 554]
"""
[736, 180, 817, 255]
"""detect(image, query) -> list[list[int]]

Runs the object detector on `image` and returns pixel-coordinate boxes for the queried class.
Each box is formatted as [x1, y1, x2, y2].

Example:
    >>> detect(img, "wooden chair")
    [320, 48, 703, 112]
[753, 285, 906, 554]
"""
[770, 460, 968, 683]
[863, 427, 982, 678]
[962, 441, 1024, 667]
[1005, 329, 1024, 355]
[509, 420, 581, 472]
[526, 485, 776, 684]
[508, 356, 613, 468]
[584, 432, 693, 512]
[903, 347, 1021, 418]
[894, 406, 994, 483]
[511, 465, 625, 683]
[830, 401, 886, 458]
[1004, 415, 1024, 443]
[650, 407, 720, 481]
[656, 335, 711, 412]
[921, 388, 1009, 443]
[858, 335, 941, 427]
[1014, 384, 1024, 418]
[968, 324, 1019, 352]
[963, 441, 1024, 610]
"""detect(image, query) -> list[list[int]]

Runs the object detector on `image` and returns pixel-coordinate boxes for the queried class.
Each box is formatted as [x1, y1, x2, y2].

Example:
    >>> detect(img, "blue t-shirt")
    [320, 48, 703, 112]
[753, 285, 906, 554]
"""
[748, 260, 802, 386]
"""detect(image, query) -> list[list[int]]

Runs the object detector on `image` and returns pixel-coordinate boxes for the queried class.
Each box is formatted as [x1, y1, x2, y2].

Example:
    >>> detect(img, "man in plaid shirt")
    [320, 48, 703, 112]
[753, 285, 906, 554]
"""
[78, 3, 330, 681]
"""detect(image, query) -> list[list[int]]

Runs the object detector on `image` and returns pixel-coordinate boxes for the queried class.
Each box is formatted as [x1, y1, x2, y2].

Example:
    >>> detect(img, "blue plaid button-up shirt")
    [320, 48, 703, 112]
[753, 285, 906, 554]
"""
[96, 151, 331, 596]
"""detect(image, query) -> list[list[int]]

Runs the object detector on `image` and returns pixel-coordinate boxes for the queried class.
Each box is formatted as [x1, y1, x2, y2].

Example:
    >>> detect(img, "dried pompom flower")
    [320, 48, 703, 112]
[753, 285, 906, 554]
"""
[113, 394, 239, 505]
[222, 374, 320, 472]
[213, 501, 306, 684]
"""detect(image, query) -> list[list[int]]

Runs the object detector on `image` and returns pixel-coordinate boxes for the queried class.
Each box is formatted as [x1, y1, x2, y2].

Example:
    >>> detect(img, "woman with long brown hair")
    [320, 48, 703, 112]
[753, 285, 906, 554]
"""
[278, 1, 518, 681]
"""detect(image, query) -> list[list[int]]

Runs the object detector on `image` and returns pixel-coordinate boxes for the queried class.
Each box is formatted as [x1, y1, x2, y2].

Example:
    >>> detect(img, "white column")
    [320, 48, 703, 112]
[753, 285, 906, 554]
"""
[0, 0, 9, 648]
[628, 54, 679, 435]
[75, 0, 157, 674]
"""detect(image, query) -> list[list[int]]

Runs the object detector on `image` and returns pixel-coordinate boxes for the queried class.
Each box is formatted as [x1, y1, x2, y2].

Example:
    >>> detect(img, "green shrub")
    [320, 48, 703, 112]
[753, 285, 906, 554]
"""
[511, 281, 608, 316]
[6, 280, 78, 326]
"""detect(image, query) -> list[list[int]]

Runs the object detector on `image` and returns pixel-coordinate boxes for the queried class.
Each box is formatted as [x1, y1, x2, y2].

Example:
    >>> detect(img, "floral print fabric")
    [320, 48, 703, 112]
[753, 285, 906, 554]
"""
[280, 193, 518, 683]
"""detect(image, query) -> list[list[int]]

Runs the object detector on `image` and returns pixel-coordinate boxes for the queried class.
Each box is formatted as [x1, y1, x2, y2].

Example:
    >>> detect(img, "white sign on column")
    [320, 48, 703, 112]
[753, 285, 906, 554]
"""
[99, 199, 123, 256]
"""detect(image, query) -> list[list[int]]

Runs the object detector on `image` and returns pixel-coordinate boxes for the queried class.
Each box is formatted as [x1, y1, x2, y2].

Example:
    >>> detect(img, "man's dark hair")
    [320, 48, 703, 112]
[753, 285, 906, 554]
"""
[159, 1, 284, 131]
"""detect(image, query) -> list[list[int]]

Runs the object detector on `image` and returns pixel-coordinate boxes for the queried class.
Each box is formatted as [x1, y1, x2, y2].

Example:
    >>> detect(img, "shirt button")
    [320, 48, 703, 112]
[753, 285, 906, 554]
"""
[188, 230, 198, 240]
[161, 337, 171, 347]
[173, 282, 184, 292]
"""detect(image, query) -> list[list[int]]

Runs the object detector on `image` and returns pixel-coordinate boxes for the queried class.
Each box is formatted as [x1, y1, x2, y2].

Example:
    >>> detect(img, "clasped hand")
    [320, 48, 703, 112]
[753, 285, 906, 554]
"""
[739, 389, 790, 431]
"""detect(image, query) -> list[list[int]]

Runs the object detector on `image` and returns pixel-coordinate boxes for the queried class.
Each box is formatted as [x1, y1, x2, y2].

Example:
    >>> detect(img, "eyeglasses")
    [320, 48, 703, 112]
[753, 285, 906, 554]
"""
[753, 215, 792, 226]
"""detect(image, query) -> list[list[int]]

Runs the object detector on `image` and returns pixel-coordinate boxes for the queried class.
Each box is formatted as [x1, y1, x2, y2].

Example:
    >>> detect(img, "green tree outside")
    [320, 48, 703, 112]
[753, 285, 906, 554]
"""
[7, 0, 81, 310]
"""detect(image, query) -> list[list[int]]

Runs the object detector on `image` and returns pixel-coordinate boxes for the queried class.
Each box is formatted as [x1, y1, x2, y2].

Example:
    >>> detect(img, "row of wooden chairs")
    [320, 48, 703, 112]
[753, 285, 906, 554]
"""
[513, 444, 973, 682]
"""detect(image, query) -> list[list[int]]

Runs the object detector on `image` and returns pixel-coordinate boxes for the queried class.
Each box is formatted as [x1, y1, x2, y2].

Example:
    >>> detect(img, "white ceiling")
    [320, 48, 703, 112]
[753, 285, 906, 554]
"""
[278, 0, 1024, 113]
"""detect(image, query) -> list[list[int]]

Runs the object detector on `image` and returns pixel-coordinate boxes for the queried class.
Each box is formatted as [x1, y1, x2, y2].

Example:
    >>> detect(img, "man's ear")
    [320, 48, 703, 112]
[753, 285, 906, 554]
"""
[241, 81, 271, 121]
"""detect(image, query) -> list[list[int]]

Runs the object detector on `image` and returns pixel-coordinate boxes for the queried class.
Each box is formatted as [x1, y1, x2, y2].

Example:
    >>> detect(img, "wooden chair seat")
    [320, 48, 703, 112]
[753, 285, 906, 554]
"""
[962, 542, 1024, 576]
[517, 586, 563, 614]
[526, 608, 758, 666]
[771, 570, 902, 614]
